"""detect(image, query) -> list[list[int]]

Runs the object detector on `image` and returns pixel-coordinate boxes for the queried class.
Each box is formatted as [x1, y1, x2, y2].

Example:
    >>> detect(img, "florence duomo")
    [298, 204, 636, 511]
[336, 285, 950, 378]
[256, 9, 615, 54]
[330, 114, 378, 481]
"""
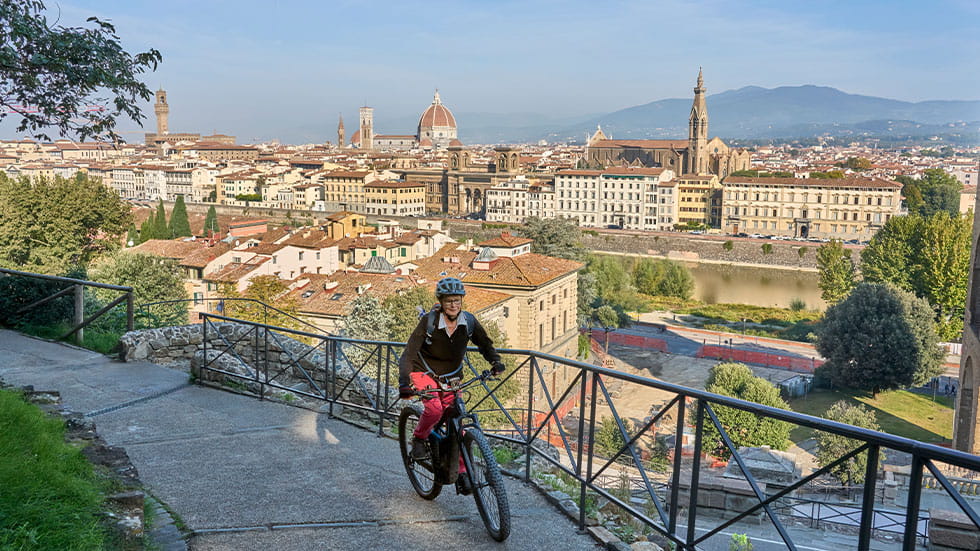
[344, 89, 460, 151]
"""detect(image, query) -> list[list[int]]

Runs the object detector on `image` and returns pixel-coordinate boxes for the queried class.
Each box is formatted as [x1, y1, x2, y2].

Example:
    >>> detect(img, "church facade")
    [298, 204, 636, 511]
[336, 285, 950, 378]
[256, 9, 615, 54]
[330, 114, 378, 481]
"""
[585, 70, 749, 178]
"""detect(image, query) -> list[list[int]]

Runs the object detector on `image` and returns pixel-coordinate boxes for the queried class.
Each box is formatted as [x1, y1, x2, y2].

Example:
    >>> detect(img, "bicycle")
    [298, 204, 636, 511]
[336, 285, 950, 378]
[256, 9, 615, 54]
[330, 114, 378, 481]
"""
[398, 370, 512, 541]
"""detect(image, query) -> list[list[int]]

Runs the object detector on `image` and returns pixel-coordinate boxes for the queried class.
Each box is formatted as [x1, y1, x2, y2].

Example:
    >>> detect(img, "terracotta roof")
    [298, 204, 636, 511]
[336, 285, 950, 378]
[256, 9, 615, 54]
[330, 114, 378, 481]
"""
[245, 243, 286, 255]
[590, 139, 688, 150]
[478, 233, 533, 248]
[365, 180, 425, 189]
[205, 257, 268, 283]
[412, 243, 583, 288]
[724, 176, 902, 189]
[559, 167, 668, 177]
[418, 91, 457, 129]
[180, 242, 232, 269]
[129, 239, 207, 260]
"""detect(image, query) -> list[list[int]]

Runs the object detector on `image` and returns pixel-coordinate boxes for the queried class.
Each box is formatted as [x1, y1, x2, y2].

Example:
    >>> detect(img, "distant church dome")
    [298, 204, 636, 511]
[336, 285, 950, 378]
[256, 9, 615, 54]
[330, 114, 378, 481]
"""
[417, 90, 458, 148]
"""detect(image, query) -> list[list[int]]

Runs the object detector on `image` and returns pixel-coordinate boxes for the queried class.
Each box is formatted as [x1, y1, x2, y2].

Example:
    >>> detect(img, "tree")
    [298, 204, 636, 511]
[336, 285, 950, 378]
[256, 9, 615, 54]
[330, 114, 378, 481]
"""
[152, 199, 169, 239]
[89, 251, 188, 327]
[0, 173, 130, 273]
[125, 224, 138, 247]
[169, 196, 192, 237]
[861, 213, 970, 341]
[520, 216, 588, 261]
[899, 169, 962, 217]
[700, 362, 792, 459]
[633, 258, 695, 300]
[593, 416, 634, 460]
[844, 157, 872, 170]
[0, 0, 161, 141]
[382, 286, 436, 342]
[917, 212, 970, 340]
[816, 282, 944, 397]
[816, 240, 856, 304]
[343, 293, 395, 343]
[203, 205, 220, 237]
[220, 275, 302, 331]
[815, 401, 881, 486]
[860, 215, 919, 292]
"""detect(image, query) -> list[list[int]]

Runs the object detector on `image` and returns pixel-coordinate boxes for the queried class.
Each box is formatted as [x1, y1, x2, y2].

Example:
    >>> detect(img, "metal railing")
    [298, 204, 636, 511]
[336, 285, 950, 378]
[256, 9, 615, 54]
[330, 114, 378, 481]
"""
[0, 267, 134, 344]
[196, 313, 980, 550]
[141, 297, 325, 335]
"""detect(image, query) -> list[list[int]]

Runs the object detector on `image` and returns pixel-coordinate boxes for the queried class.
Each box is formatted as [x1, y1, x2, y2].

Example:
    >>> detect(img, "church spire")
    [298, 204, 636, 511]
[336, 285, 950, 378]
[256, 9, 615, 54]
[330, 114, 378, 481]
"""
[433, 88, 442, 105]
[337, 113, 345, 148]
[696, 66, 704, 90]
[688, 68, 709, 174]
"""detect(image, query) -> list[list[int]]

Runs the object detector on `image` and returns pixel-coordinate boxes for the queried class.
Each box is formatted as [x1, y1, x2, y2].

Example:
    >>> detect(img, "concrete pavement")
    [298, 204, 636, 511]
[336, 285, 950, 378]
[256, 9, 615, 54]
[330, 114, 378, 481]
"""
[0, 330, 601, 551]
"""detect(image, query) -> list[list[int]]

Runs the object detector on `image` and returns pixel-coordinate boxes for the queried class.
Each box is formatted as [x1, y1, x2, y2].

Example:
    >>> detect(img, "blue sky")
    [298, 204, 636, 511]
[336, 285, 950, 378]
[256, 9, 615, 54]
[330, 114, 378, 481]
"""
[13, 0, 980, 142]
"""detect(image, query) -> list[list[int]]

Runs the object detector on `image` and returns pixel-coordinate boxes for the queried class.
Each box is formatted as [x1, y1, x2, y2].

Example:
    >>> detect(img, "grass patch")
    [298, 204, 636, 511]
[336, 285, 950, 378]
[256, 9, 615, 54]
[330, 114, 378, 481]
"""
[788, 389, 953, 444]
[14, 322, 123, 355]
[646, 295, 821, 342]
[0, 388, 109, 549]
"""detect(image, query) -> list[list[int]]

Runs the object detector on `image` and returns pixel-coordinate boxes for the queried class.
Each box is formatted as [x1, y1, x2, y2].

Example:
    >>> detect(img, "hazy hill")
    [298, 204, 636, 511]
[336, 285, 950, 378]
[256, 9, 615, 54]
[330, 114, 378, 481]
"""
[455, 85, 980, 144]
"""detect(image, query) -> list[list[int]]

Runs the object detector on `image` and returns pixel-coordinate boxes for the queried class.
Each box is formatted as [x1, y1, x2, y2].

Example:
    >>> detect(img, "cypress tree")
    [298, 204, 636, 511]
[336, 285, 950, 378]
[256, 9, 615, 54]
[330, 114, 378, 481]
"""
[169, 195, 192, 237]
[203, 205, 219, 237]
[153, 199, 169, 239]
[126, 224, 138, 246]
[138, 218, 154, 243]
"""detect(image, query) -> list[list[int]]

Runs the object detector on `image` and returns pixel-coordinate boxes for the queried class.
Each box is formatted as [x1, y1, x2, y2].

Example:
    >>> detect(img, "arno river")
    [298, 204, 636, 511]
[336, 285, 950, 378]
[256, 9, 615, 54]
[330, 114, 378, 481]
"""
[682, 261, 825, 311]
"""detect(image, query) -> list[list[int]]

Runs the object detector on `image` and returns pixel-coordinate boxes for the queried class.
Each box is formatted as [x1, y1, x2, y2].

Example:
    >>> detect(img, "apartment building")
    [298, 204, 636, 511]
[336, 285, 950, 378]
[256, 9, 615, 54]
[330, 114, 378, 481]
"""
[675, 174, 722, 228]
[553, 167, 674, 230]
[364, 180, 426, 216]
[722, 176, 903, 239]
[485, 178, 555, 223]
[314, 169, 376, 213]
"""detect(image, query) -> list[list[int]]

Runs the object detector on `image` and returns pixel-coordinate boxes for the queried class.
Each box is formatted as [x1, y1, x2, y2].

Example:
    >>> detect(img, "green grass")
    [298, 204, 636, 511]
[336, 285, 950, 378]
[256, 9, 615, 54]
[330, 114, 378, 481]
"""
[0, 388, 109, 550]
[646, 295, 822, 342]
[787, 389, 953, 444]
[15, 322, 123, 355]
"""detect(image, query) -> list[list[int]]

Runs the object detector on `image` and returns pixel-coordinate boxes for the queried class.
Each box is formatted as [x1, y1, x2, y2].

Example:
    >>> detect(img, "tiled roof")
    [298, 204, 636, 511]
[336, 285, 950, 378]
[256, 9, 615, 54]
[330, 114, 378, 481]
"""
[724, 176, 902, 189]
[590, 139, 688, 150]
[478, 233, 532, 248]
[205, 257, 269, 283]
[129, 239, 207, 260]
[413, 243, 583, 288]
[180, 242, 232, 268]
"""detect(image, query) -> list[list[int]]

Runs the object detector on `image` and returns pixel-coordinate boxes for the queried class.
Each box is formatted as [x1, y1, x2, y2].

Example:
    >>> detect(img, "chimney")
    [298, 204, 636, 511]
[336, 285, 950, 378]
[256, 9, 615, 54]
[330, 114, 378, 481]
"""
[323, 281, 339, 291]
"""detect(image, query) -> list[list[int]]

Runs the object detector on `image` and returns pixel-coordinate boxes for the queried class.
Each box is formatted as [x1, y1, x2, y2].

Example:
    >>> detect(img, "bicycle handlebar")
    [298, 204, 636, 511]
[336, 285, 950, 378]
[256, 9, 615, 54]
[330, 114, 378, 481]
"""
[414, 371, 497, 399]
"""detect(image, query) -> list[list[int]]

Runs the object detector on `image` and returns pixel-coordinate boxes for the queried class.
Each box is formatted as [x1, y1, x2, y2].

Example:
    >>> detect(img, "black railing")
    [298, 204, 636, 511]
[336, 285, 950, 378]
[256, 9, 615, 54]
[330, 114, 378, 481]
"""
[141, 297, 325, 335]
[0, 267, 134, 344]
[196, 313, 980, 550]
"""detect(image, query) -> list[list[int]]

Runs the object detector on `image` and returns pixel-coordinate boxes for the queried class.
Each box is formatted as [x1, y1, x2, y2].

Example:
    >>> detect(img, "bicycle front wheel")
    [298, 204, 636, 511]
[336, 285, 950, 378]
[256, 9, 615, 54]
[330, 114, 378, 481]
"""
[462, 428, 511, 541]
[399, 404, 442, 500]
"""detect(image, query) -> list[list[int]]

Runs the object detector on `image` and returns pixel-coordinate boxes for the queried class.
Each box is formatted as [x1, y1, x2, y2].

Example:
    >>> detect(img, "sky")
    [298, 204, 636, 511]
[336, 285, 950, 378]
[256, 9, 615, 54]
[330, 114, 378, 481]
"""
[9, 0, 980, 143]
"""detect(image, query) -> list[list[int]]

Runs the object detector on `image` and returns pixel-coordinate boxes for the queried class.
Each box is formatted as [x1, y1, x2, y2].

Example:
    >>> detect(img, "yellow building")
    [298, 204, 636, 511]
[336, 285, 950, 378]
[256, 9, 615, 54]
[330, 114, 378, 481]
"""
[364, 181, 426, 216]
[675, 174, 721, 228]
[322, 211, 367, 240]
[722, 176, 903, 240]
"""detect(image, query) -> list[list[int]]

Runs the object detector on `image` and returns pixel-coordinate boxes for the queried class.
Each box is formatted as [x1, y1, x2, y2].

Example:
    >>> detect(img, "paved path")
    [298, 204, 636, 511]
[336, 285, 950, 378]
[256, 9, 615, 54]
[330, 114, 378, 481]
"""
[0, 330, 601, 551]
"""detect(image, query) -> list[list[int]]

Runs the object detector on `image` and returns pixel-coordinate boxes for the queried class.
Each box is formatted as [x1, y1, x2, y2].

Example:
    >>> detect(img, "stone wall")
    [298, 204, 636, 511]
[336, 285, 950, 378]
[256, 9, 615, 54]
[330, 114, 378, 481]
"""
[119, 324, 394, 426]
[929, 509, 980, 550]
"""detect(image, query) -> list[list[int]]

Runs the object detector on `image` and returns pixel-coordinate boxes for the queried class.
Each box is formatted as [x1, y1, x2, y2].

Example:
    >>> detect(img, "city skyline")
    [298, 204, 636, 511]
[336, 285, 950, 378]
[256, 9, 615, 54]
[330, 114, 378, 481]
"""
[3, 0, 979, 143]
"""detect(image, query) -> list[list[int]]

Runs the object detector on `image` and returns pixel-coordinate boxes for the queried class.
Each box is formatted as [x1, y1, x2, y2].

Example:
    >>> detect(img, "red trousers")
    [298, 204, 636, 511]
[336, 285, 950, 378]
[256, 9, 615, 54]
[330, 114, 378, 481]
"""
[410, 372, 465, 473]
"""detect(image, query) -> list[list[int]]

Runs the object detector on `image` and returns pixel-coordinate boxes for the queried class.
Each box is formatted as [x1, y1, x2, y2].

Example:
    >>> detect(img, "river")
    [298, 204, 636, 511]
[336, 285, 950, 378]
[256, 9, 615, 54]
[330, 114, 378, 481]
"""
[682, 261, 826, 311]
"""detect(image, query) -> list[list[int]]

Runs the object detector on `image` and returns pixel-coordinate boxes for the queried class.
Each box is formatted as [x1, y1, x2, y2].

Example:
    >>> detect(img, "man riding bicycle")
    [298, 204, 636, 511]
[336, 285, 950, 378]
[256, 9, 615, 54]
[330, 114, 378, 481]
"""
[398, 277, 506, 495]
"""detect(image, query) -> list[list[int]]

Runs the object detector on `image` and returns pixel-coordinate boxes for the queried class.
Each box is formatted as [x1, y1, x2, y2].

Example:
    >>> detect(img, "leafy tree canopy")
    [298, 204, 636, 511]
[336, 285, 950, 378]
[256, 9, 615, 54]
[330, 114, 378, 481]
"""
[89, 251, 188, 326]
[0, 173, 131, 273]
[815, 401, 881, 486]
[0, 0, 161, 141]
[520, 216, 588, 261]
[700, 362, 792, 459]
[816, 240, 856, 305]
[219, 275, 302, 331]
[898, 169, 962, 217]
[816, 282, 944, 396]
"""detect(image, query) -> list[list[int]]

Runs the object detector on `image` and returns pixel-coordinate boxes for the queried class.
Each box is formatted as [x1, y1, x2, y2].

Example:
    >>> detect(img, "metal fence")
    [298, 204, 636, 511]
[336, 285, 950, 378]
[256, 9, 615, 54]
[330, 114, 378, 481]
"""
[197, 312, 980, 551]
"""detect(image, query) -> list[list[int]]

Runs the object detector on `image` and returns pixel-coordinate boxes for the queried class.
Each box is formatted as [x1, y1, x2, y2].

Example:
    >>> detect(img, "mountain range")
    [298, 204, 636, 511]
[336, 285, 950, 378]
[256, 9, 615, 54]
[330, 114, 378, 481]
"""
[447, 85, 980, 145]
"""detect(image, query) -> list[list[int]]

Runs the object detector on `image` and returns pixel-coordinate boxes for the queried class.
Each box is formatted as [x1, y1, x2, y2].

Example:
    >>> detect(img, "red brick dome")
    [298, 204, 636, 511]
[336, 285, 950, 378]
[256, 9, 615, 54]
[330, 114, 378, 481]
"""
[418, 90, 457, 129]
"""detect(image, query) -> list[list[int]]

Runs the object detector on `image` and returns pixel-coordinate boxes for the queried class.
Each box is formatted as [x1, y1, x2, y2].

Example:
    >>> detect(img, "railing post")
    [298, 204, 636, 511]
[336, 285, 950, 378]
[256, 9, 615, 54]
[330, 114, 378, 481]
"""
[585, 372, 599, 509]
[126, 291, 134, 332]
[327, 339, 336, 418]
[903, 455, 924, 551]
[686, 401, 705, 549]
[256, 325, 264, 400]
[576, 363, 589, 531]
[73, 284, 84, 345]
[376, 345, 384, 436]
[201, 314, 207, 382]
[858, 444, 880, 551]
[524, 355, 536, 481]
[669, 394, 686, 537]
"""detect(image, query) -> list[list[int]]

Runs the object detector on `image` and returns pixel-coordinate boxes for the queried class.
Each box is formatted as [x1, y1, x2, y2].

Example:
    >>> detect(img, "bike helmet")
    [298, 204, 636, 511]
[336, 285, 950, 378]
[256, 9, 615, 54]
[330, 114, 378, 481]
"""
[435, 277, 466, 298]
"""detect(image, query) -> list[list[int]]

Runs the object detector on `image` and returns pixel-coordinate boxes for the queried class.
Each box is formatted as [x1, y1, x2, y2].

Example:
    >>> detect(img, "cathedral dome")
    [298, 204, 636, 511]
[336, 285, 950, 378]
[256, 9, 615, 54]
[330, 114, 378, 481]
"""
[418, 90, 457, 130]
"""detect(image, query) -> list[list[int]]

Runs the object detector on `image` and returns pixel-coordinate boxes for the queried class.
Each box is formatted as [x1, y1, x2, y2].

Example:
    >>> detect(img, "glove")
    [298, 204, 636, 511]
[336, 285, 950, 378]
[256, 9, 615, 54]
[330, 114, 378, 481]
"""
[399, 385, 415, 399]
[491, 361, 506, 376]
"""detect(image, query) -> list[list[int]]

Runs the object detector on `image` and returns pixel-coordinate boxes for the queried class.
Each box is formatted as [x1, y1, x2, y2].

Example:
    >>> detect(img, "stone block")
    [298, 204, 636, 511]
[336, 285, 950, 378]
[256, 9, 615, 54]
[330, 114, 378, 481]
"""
[631, 542, 665, 551]
[932, 508, 980, 531]
[930, 527, 980, 550]
[588, 526, 619, 547]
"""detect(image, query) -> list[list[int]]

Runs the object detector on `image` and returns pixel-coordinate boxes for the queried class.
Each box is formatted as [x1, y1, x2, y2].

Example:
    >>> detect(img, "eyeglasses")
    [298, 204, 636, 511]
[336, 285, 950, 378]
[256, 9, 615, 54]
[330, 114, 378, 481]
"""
[441, 298, 462, 305]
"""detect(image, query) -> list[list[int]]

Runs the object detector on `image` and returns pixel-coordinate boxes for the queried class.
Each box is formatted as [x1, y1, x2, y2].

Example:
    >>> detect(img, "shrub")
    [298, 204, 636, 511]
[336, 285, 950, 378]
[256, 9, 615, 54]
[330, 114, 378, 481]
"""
[761, 243, 773, 255]
[723, 240, 734, 251]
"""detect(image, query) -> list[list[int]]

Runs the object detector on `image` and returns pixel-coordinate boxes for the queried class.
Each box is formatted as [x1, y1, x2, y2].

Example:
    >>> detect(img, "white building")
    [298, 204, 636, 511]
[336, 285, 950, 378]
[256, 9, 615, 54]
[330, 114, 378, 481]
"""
[553, 167, 674, 230]
[485, 177, 555, 223]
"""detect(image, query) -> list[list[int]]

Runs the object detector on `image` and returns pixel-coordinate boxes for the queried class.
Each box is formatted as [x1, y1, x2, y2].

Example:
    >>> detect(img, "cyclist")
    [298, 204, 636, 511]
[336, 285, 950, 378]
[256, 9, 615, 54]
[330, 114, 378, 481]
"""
[398, 277, 506, 494]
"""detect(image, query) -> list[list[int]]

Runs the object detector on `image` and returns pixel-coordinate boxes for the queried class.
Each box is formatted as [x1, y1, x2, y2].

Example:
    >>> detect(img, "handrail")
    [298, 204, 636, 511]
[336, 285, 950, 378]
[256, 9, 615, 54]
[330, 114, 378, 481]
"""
[193, 312, 980, 550]
[0, 267, 134, 344]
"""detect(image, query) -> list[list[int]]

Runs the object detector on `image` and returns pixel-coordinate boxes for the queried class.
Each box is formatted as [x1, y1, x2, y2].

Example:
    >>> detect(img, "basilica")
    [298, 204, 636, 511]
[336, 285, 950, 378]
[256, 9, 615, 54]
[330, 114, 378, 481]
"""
[343, 90, 460, 150]
[585, 70, 749, 178]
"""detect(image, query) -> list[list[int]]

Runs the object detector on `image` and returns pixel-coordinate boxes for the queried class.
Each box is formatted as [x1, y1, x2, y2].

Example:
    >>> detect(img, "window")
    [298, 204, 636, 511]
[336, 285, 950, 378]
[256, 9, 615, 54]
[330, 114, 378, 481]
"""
[298, 251, 304, 261]
[539, 300, 544, 311]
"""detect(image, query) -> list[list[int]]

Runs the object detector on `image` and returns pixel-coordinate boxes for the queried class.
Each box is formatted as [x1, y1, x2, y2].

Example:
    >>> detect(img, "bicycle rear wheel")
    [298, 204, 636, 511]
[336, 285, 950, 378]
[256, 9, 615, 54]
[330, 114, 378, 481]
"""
[398, 404, 442, 500]
[462, 428, 511, 541]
